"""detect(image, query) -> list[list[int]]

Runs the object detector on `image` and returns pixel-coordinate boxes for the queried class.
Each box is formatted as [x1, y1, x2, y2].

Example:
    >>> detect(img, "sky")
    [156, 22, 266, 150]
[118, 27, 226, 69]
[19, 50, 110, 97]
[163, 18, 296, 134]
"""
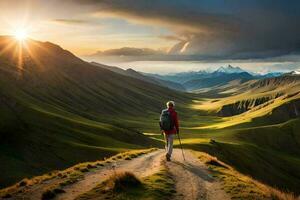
[0, 0, 300, 73]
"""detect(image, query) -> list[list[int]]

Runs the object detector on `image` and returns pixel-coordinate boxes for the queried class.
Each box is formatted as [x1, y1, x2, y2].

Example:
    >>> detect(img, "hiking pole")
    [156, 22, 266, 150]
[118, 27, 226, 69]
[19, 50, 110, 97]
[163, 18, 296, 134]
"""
[177, 132, 186, 161]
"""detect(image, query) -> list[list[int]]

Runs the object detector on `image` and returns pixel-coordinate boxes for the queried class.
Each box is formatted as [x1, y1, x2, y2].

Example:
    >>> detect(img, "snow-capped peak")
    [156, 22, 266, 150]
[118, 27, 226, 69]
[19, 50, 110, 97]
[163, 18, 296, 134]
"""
[215, 65, 246, 74]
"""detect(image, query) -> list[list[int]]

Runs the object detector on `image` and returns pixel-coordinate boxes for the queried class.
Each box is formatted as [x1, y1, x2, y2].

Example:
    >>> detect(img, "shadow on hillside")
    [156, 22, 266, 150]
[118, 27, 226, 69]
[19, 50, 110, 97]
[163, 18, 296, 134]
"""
[180, 141, 300, 195]
[172, 161, 214, 182]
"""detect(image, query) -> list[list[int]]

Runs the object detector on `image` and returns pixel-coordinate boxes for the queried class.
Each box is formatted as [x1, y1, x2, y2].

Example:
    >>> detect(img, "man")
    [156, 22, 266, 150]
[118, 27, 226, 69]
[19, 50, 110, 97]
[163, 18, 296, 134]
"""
[159, 101, 179, 161]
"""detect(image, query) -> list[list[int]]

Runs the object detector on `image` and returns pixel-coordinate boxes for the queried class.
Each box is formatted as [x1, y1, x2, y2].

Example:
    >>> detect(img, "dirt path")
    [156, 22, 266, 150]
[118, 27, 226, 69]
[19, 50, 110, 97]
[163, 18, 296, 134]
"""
[167, 149, 230, 200]
[55, 150, 164, 200]
[8, 149, 230, 200]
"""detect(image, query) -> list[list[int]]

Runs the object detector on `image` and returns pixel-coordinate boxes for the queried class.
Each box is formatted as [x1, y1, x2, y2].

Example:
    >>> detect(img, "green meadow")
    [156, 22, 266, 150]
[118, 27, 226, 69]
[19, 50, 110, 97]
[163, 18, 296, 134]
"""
[0, 37, 300, 197]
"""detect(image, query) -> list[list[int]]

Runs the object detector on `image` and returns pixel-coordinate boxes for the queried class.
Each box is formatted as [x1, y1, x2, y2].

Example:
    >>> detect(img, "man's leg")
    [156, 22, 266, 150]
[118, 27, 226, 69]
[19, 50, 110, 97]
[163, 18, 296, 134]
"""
[164, 133, 168, 152]
[167, 134, 174, 160]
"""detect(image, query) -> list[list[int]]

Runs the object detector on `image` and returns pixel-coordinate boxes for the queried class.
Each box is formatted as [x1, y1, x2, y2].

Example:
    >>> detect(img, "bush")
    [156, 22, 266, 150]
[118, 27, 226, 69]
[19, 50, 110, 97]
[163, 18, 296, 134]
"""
[41, 188, 65, 200]
[111, 172, 142, 192]
[41, 190, 55, 200]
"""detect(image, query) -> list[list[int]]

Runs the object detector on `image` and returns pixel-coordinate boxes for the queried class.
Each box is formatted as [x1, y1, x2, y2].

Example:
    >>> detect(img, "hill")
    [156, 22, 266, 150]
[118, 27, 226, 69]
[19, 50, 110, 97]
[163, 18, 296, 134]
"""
[1, 36, 300, 197]
[90, 62, 185, 91]
[147, 65, 283, 94]
[183, 72, 254, 92]
[0, 36, 192, 188]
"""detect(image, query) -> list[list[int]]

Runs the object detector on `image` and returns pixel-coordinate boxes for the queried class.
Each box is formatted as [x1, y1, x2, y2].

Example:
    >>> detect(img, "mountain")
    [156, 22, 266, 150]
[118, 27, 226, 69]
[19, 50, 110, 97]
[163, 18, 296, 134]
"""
[183, 71, 254, 92]
[146, 65, 252, 93]
[257, 71, 284, 78]
[147, 65, 285, 94]
[199, 73, 300, 121]
[1, 36, 300, 197]
[145, 70, 208, 84]
[91, 62, 186, 91]
[215, 65, 246, 74]
[0, 36, 192, 188]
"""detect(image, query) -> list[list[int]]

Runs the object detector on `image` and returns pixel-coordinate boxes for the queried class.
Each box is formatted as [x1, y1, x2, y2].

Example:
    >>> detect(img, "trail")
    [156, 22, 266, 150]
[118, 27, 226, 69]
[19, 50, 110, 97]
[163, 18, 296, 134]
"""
[166, 149, 230, 200]
[8, 149, 230, 200]
[55, 150, 164, 200]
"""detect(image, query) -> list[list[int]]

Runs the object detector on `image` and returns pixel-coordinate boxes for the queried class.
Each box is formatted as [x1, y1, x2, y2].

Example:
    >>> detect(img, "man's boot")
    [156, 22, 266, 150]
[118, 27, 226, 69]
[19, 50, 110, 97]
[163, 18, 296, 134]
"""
[166, 153, 171, 161]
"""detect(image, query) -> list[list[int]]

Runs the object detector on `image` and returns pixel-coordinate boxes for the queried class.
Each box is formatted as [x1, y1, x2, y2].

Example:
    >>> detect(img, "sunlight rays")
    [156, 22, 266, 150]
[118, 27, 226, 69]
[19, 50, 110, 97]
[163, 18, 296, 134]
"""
[14, 29, 28, 41]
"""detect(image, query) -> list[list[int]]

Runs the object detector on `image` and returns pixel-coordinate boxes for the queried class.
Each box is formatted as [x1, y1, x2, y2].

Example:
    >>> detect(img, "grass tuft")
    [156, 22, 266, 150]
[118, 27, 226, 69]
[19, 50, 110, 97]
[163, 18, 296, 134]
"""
[41, 190, 56, 200]
[41, 187, 65, 200]
[76, 166, 175, 200]
[111, 172, 142, 192]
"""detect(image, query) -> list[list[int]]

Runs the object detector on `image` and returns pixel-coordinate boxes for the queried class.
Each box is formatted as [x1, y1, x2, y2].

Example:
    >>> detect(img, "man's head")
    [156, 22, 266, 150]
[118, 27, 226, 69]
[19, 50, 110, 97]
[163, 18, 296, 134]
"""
[166, 101, 175, 108]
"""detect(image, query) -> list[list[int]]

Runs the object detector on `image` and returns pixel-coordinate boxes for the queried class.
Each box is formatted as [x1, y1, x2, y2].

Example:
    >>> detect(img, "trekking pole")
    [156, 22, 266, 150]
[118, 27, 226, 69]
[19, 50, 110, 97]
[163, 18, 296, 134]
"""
[177, 132, 186, 161]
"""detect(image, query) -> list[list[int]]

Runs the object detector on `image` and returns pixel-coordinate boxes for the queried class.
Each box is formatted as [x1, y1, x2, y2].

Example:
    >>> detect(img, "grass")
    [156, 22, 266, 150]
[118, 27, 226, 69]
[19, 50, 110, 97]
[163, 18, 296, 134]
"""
[1, 36, 300, 199]
[76, 167, 175, 200]
[0, 148, 157, 198]
[41, 187, 65, 200]
[193, 151, 300, 200]
[0, 38, 193, 189]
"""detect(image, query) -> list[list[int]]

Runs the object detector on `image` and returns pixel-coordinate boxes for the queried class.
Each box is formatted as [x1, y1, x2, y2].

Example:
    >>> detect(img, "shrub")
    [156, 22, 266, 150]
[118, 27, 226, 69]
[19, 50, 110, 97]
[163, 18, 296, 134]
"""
[41, 190, 55, 200]
[41, 188, 65, 200]
[111, 172, 142, 192]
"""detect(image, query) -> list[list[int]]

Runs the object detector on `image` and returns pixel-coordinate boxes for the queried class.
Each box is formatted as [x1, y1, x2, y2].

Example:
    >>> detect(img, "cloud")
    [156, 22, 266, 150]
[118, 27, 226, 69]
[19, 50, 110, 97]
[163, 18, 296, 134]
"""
[51, 19, 88, 25]
[73, 0, 300, 60]
[92, 47, 165, 56]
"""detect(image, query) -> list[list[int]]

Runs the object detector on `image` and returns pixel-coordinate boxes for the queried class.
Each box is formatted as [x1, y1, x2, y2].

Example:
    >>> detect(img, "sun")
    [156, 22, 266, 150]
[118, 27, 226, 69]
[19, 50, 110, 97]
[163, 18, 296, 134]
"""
[14, 29, 28, 41]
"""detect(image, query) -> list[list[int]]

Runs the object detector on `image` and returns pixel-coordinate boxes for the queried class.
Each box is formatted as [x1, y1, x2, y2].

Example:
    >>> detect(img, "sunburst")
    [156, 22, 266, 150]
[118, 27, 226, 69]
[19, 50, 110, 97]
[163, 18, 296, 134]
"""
[14, 29, 28, 41]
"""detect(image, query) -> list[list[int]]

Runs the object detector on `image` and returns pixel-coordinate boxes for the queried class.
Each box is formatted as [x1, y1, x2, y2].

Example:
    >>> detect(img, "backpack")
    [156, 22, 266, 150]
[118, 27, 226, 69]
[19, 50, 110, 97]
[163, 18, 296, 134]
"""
[160, 109, 174, 131]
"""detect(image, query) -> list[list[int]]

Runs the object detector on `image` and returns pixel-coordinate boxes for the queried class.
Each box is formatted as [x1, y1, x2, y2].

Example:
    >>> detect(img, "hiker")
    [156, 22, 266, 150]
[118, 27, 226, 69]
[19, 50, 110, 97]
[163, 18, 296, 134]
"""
[160, 101, 179, 161]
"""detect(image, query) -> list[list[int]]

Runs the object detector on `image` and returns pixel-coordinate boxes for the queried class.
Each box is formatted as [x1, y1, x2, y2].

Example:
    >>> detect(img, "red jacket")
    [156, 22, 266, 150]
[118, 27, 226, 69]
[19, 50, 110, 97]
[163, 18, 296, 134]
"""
[164, 107, 179, 135]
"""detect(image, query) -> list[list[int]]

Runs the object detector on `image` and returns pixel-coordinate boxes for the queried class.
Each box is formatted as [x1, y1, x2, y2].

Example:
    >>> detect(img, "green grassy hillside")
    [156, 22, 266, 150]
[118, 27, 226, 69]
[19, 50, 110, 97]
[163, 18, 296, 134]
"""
[1, 36, 300, 196]
[0, 36, 193, 188]
[143, 83, 300, 194]
[179, 119, 300, 194]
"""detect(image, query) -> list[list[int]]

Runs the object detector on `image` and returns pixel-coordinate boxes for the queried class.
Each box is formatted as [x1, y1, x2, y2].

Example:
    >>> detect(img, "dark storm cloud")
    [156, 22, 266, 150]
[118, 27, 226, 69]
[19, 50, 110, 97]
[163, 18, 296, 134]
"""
[74, 0, 300, 60]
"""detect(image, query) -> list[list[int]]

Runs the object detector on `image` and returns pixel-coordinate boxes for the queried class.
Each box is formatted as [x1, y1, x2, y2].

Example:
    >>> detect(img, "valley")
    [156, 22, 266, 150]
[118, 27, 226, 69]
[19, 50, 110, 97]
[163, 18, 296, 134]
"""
[0, 36, 300, 199]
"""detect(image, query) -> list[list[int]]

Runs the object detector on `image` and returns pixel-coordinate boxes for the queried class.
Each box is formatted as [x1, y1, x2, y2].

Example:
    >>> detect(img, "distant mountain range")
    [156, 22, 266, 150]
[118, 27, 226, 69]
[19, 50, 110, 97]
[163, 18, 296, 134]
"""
[89, 64, 294, 93]
[145, 65, 285, 92]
